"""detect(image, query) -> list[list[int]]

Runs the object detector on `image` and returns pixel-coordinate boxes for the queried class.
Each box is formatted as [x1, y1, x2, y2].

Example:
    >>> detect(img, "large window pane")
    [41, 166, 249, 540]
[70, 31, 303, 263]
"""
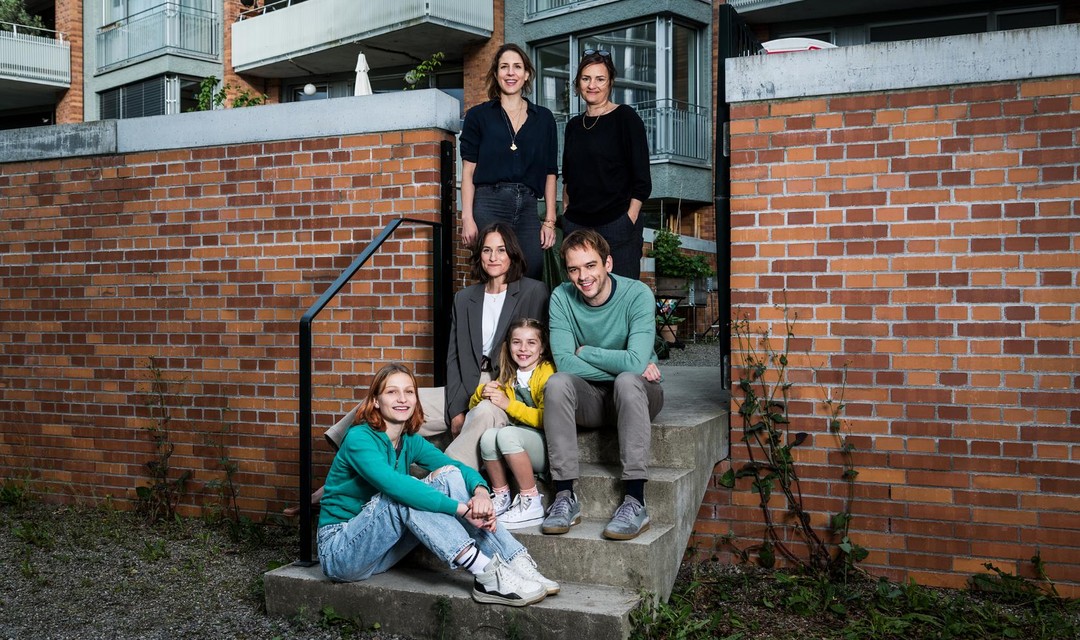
[672, 23, 697, 106]
[536, 40, 571, 117]
[581, 22, 656, 106]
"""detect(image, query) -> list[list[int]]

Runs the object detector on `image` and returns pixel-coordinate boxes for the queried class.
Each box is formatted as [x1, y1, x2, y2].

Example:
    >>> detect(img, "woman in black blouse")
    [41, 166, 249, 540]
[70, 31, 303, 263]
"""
[561, 49, 652, 280]
[460, 43, 559, 281]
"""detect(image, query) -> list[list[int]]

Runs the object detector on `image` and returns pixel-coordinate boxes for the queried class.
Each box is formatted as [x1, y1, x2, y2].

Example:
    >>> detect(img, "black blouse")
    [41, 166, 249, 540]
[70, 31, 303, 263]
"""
[562, 104, 652, 226]
[459, 99, 559, 199]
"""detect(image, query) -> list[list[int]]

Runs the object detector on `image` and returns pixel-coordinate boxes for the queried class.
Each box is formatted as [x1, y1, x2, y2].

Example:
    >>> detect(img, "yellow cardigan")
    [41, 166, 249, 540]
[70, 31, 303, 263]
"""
[467, 361, 555, 430]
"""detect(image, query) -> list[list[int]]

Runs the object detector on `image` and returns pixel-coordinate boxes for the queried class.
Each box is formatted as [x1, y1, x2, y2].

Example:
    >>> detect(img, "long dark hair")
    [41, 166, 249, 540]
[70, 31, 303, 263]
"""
[470, 223, 527, 283]
[485, 43, 536, 101]
[356, 363, 425, 436]
[496, 318, 550, 386]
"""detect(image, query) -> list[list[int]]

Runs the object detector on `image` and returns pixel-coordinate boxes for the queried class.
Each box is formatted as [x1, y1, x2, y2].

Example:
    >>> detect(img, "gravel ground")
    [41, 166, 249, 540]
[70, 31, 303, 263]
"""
[0, 343, 720, 640]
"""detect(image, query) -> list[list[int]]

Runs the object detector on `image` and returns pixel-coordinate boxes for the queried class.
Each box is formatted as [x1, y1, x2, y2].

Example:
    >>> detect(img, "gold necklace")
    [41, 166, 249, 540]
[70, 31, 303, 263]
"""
[501, 100, 526, 151]
[582, 102, 612, 130]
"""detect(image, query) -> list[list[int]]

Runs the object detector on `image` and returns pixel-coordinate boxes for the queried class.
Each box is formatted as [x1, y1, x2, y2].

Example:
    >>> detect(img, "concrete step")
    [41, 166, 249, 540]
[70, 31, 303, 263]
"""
[264, 561, 639, 640]
[507, 518, 683, 596]
[547, 462, 694, 525]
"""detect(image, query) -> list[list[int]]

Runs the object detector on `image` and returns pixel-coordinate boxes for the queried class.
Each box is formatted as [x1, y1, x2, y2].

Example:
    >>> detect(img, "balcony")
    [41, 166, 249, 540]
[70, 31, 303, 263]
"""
[0, 22, 70, 111]
[96, 2, 220, 73]
[232, 0, 493, 78]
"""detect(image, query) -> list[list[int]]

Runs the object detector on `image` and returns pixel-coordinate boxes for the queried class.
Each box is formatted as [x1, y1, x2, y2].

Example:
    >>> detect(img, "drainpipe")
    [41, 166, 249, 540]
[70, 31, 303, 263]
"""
[714, 13, 733, 391]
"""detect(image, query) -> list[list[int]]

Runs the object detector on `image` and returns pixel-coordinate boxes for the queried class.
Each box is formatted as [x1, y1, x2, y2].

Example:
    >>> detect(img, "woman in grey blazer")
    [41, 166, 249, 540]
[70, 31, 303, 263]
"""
[443, 223, 549, 469]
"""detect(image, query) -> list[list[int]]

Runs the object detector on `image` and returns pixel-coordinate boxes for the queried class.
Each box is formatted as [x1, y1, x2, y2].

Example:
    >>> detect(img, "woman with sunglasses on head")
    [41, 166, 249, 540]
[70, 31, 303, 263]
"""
[561, 48, 652, 279]
[459, 43, 559, 281]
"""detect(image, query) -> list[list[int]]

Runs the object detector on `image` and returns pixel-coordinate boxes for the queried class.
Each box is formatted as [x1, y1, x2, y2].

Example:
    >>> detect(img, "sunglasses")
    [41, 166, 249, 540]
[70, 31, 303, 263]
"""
[582, 49, 612, 58]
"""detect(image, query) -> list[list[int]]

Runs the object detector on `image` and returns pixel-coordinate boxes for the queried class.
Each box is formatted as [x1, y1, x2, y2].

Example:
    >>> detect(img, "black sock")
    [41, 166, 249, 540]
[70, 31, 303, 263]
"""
[555, 479, 575, 496]
[625, 479, 646, 504]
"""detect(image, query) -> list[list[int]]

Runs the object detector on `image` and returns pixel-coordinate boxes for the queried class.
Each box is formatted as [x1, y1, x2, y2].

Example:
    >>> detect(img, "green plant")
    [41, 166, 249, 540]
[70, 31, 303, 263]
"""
[0, 0, 47, 36]
[191, 76, 267, 111]
[137, 356, 192, 524]
[1, 476, 32, 510]
[201, 408, 265, 544]
[404, 52, 445, 90]
[433, 595, 454, 640]
[649, 228, 712, 280]
[720, 307, 865, 578]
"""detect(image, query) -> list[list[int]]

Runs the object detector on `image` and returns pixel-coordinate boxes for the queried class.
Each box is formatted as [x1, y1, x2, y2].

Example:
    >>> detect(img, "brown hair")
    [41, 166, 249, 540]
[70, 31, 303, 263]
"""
[573, 50, 618, 98]
[485, 43, 536, 101]
[496, 318, 550, 386]
[560, 228, 611, 265]
[356, 363, 425, 436]
[470, 223, 527, 283]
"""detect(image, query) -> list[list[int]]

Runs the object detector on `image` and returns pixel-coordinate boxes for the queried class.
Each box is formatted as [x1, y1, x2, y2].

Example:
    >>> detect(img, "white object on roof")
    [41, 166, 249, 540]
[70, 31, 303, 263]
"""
[761, 37, 838, 54]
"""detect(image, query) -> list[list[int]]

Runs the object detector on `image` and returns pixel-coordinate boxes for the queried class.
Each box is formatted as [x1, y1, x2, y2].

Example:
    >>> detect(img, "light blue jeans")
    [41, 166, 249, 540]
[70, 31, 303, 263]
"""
[317, 466, 526, 582]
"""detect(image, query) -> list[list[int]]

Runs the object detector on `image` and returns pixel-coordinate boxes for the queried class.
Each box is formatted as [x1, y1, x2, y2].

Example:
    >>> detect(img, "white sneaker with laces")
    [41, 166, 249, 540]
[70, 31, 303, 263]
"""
[508, 552, 560, 595]
[498, 493, 545, 530]
[491, 491, 512, 517]
[472, 554, 547, 606]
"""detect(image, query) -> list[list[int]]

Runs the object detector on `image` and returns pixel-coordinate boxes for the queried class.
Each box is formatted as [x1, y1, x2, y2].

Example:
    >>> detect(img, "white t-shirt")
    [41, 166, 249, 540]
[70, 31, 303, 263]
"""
[481, 290, 507, 357]
[516, 367, 535, 389]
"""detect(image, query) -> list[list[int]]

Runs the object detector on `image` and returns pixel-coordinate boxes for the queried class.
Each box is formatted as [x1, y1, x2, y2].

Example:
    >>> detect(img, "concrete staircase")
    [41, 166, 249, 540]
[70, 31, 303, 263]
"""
[264, 366, 728, 640]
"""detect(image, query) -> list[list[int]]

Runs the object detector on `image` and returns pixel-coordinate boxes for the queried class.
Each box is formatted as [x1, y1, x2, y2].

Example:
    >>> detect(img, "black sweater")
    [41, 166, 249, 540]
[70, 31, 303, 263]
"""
[562, 104, 652, 226]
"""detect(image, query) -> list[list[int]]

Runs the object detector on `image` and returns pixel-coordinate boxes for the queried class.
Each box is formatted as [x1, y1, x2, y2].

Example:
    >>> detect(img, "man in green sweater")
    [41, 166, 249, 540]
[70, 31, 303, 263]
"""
[541, 229, 664, 540]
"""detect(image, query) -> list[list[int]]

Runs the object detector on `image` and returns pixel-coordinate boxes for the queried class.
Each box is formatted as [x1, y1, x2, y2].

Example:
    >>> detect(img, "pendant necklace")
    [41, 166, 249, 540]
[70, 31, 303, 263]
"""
[583, 102, 612, 130]
[501, 101, 525, 151]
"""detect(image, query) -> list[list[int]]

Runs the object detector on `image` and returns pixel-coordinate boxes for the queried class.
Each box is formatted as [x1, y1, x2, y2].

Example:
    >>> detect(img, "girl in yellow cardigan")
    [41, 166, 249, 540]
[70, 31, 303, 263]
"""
[466, 318, 554, 529]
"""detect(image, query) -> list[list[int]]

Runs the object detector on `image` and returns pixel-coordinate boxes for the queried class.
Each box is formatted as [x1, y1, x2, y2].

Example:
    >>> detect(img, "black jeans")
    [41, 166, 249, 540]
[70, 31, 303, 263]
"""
[473, 183, 543, 280]
[562, 213, 644, 280]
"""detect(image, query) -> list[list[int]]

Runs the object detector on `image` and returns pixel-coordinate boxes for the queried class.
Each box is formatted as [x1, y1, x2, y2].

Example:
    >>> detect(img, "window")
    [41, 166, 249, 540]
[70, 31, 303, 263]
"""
[870, 6, 1060, 42]
[536, 40, 571, 116]
[99, 74, 199, 119]
[533, 17, 709, 164]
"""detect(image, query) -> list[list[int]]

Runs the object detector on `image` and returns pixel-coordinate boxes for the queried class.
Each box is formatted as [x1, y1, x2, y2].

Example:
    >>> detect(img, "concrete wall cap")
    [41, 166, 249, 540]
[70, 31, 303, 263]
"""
[726, 23, 1080, 102]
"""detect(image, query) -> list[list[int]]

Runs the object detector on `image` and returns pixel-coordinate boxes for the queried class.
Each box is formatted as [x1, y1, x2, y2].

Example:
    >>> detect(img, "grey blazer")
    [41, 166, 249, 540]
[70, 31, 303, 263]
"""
[445, 277, 549, 423]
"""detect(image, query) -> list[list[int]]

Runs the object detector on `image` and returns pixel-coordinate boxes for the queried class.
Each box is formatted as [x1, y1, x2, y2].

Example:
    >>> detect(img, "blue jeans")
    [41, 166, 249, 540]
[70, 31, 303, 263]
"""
[562, 213, 644, 280]
[473, 183, 543, 281]
[317, 466, 526, 582]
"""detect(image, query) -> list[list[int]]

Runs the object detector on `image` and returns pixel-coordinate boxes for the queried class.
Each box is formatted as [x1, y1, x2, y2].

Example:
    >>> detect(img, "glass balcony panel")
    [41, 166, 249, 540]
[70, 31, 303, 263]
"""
[96, 2, 220, 72]
[0, 24, 71, 86]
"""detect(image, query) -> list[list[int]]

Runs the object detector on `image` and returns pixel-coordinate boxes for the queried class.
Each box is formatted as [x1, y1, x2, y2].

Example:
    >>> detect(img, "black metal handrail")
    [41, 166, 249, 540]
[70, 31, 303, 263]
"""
[295, 140, 455, 564]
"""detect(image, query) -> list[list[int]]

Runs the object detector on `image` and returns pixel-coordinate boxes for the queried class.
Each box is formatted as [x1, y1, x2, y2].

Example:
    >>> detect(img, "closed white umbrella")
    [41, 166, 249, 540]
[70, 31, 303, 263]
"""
[354, 52, 373, 96]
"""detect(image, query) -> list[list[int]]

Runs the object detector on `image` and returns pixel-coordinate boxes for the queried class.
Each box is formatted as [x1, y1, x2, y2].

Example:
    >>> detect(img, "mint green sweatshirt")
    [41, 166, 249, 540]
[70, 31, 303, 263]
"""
[318, 423, 488, 528]
[548, 274, 658, 382]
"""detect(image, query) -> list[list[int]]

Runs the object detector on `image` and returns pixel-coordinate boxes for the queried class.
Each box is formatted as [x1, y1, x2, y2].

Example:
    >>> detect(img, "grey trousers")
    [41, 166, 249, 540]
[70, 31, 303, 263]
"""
[543, 371, 664, 482]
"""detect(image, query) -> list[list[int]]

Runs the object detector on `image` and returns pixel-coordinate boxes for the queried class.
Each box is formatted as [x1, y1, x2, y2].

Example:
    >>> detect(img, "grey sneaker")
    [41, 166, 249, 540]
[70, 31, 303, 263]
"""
[602, 496, 650, 540]
[472, 554, 547, 606]
[540, 490, 581, 535]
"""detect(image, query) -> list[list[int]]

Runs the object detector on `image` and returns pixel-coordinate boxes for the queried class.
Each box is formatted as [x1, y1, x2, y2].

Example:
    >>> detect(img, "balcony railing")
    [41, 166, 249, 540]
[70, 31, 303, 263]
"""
[0, 22, 70, 86]
[97, 2, 220, 72]
[554, 99, 711, 166]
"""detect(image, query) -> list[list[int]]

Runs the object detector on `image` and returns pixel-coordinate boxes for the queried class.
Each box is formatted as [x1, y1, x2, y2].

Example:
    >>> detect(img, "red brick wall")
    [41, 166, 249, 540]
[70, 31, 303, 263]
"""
[693, 76, 1080, 595]
[0, 129, 452, 515]
[55, 0, 83, 123]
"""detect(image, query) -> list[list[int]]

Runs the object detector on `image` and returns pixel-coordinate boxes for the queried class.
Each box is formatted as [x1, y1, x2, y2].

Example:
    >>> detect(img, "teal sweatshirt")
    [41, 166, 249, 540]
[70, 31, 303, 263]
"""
[318, 422, 488, 528]
[548, 274, 658, 382]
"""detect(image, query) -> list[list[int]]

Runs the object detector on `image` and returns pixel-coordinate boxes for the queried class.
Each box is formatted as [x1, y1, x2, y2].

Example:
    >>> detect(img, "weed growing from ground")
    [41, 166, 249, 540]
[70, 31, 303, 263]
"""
[137, 356, 191, 523]
[722, 308, 866, 577]
[631, 561, 1079, 640]
[1, 476, 32, 510]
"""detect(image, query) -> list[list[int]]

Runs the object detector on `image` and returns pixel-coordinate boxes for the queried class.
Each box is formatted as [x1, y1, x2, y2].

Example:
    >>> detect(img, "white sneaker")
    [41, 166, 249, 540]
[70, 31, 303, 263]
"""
[491, 491, 512, 517]
[498, 493, 545, 530]
[508, 552, 560, 595]
[472, 554, 547, 606]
